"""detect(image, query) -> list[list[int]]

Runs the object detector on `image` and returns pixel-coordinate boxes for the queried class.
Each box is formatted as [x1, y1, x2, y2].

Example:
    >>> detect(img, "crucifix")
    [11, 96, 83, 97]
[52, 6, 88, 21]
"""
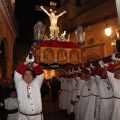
[35, 4, 66, 39]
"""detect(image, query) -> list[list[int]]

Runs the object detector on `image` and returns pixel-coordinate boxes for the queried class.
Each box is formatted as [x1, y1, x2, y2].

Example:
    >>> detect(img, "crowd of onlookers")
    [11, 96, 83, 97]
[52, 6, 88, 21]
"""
[0, 78, 15, 120]
[41, 77, 61, 102]
[0, 78, 15, 98]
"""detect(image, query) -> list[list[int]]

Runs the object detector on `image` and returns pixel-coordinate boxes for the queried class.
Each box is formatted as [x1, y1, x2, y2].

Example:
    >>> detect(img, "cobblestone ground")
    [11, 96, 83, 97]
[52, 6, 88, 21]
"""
[42, 93, 70, 120]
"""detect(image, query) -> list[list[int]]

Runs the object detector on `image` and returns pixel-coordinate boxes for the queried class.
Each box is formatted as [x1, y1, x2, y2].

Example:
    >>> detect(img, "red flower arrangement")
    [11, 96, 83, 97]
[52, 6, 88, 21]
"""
[40, 40, 80, 48]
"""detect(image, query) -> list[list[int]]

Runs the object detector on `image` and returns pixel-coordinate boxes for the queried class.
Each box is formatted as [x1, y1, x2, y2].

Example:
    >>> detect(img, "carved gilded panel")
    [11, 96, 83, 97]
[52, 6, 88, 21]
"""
[43, 48, 54, 63]
[70, 49, 79, 63]
[57, 49, 67, 62]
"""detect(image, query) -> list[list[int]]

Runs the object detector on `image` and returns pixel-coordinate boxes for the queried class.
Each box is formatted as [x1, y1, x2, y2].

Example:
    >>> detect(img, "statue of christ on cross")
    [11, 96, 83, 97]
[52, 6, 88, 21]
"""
[40, 6, 66, 39]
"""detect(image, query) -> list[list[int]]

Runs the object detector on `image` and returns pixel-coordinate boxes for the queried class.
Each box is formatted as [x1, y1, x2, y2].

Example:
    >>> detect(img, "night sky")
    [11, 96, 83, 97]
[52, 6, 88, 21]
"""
[15, 0, 60, 45]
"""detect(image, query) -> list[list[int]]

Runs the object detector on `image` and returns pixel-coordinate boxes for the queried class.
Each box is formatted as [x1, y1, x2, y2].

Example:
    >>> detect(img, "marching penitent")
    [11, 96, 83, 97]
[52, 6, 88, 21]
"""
[58, 53, 120, 120]
[14, 52, 44, 120]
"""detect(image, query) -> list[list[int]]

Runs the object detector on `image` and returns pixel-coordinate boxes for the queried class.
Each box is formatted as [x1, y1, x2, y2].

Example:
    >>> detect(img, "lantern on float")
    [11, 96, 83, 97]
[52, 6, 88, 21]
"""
[33, 21, 46, 45]
[75, 26, 85, 46]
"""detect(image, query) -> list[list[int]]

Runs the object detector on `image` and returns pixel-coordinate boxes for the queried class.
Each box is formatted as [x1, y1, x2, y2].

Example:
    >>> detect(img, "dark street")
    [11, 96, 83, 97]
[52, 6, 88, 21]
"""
[42, 93, 69, 120]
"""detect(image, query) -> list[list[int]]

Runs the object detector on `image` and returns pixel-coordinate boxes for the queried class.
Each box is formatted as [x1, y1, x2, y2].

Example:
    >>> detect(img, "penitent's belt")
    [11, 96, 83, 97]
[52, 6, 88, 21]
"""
[81, 94, 91, 97]
[100, 96, 114, 99]
[5, 109, 18, 114]
[5, 109, 18, 119]
[114, 96, 120, 99]
[19, 111, 42, 116]
[82, 94, 99, 97]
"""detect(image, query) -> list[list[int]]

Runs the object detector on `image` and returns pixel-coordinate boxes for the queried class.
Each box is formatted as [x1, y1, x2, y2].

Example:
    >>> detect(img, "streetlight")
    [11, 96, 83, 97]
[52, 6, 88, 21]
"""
[104, 25, 120, 40]
[105, 24, 120, 52]
[104, 0, 120, 52]
[75, 26, 85, 67]
[104, 24, 112, 37]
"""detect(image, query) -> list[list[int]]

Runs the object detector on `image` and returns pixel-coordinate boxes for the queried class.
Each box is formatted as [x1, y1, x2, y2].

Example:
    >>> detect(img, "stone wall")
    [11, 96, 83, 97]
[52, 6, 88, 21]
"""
[0, 0, 18, 78]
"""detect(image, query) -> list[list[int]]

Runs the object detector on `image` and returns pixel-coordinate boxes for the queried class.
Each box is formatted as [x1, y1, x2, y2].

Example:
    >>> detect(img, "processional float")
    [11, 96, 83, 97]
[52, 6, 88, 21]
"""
[31, 6, 86, 68]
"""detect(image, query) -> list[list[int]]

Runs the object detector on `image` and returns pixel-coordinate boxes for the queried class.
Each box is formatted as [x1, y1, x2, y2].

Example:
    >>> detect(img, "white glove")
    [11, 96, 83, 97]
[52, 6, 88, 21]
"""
[32, 62, 38, 67]
[99, 60, 104, 65]
[68, 69, 71, 75]
[116, 57, 120, 61]
[90, 63, 95, 69]
[111, 53, 116, 61]
[100, 64, 104, 68]
[78, 67, 81, 72]
[85, 67, 91, 73]
[103, 63, 108, 67]
[72, 68, 75, 73]
[26, 55, 34, 63]
[99, 60, 104, 68]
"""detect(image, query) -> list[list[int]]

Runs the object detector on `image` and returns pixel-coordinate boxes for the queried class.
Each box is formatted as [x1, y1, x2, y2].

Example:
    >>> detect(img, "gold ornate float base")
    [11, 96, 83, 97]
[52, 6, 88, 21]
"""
[34, 46, 81, 65]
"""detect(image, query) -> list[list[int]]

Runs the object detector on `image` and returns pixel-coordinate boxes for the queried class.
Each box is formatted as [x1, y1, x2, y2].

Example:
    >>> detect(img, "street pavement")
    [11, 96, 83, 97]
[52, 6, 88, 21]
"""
[42, 93, 70, 120]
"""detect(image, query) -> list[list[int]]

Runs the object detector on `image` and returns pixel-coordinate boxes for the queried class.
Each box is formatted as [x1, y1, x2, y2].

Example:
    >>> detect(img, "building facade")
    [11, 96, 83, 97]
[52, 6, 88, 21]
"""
[0, 0, 18, 78]
[44, 0, 118, 63]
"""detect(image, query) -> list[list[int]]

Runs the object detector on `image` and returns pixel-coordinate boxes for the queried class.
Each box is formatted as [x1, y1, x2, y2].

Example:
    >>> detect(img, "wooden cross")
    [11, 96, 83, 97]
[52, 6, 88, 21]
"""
[35, 5, 63, 14]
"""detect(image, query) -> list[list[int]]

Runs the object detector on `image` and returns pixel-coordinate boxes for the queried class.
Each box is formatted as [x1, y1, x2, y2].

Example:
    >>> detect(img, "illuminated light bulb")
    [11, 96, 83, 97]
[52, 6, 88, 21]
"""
[105, 27, 112, 36]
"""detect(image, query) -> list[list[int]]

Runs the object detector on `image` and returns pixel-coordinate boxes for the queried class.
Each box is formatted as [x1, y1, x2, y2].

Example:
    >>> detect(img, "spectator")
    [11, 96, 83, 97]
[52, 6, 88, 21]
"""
[51, 76, 60, 102]
[5, 88, 19, 120]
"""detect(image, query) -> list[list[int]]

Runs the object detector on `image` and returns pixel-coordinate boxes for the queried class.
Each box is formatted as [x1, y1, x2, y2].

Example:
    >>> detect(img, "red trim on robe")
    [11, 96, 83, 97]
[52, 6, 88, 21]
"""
[71, 74, 75, 78]
[16, 63, 27, 75]
[16, 63, 43, 75]
[62, 74, 67, 78]
[107, 63, 115, 73]
[96, 69, 102, 76]
[91, 70, 96, 76]
[77, 73, 81, 77]
[32, 65, 43, 75]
